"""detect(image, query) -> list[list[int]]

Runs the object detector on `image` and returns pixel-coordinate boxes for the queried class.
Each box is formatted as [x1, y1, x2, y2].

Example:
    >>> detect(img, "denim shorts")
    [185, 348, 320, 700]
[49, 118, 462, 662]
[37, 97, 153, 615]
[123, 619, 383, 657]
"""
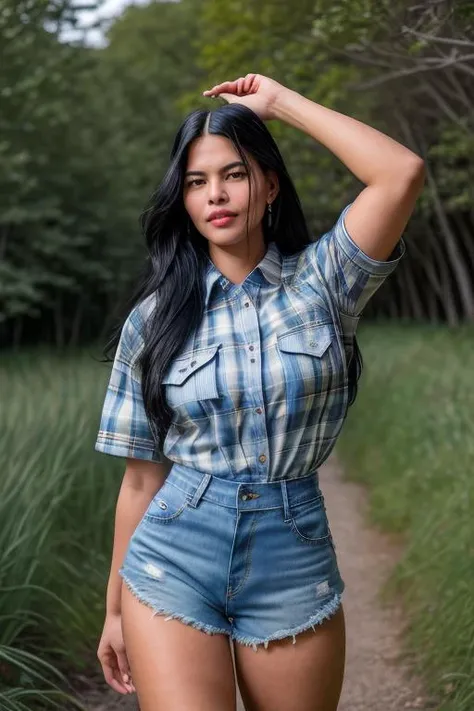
[119, 464, 345, 650]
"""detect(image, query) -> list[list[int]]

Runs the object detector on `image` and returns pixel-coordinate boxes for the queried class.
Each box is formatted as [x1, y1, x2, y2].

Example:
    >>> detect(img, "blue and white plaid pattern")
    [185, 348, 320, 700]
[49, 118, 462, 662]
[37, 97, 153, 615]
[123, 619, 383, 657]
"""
[95, 203, 405, 482]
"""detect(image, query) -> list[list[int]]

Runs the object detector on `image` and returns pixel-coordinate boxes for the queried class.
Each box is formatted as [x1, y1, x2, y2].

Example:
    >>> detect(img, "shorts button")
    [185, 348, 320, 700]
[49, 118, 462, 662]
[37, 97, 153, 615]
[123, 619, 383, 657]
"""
[259, 454, 267, 463]
[255, 407, 262, 414]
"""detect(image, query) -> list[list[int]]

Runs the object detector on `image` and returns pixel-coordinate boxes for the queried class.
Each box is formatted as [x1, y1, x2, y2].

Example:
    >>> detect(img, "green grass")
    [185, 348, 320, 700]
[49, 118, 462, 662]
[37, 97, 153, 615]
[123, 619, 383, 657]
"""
[337, 323, 474, 711]
[1, 327, 473, 709]
[0, 346, 122, 710]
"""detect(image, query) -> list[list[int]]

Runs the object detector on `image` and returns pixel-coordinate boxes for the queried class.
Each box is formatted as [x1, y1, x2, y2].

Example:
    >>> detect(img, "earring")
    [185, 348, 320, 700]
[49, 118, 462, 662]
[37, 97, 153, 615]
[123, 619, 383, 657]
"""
[267, 202, 272, 228]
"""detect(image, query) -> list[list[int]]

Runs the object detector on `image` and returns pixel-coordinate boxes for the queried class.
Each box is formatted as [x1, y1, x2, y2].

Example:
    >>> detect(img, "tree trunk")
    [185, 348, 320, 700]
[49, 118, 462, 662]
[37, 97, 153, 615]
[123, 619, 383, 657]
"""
[69, 294, 86, 348]
[424, 161, 474, 320]
[54, 297, 64, 349]
[12, 317, 23, 350]
[426, 224, 459, 326]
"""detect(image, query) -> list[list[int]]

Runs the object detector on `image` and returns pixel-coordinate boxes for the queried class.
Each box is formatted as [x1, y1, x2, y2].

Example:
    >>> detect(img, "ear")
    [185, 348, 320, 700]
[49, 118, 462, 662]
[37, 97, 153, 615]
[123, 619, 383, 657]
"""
[266, 170, 279, 203]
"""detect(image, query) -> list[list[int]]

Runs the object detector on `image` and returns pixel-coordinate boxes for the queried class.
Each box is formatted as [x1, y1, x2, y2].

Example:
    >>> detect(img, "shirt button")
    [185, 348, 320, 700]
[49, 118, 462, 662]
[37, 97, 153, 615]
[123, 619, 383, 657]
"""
[190, 360, 197, 366]
[255, 407, 262, 414]
[244, 302, 250, 307]
[241, 493, 249, 501]
[249, 345, 254, 351]
[259, 454, 267, 463]
[250, 358, 256, 363]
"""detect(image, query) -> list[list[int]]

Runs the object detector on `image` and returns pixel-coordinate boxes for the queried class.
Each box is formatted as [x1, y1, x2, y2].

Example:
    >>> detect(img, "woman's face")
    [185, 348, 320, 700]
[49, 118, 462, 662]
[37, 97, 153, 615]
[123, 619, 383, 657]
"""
[183, 134, 278, 249]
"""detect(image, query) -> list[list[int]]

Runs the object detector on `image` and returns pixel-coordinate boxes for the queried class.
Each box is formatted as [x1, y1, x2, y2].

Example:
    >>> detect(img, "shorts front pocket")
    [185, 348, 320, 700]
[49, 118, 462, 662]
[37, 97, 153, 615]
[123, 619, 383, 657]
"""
[143, 482, 191, 524]
[287, 495, 332, 546]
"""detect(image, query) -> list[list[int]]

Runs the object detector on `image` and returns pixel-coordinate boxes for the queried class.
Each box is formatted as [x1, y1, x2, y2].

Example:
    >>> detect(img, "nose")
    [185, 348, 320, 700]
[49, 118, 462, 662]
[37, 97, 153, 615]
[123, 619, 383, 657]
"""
[207, 178, 228, 205]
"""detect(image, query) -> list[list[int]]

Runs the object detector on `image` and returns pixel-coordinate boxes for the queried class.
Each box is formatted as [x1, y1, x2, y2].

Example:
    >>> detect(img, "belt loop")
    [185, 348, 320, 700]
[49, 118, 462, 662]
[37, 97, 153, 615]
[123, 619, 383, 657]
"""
[280, 481, 291, 522]
[188, 472, 212, 508]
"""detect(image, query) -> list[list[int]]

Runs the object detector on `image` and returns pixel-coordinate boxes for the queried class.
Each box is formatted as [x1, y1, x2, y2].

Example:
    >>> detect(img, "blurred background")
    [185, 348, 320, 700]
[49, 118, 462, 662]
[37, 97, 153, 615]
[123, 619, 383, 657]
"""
[0, 1, 472, 709]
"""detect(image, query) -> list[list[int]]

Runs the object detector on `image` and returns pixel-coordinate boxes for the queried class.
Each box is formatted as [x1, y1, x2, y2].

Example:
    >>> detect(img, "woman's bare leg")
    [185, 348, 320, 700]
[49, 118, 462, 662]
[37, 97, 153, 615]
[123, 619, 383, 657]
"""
[233, 605, 346, 711]
[121, 585, 236, 711]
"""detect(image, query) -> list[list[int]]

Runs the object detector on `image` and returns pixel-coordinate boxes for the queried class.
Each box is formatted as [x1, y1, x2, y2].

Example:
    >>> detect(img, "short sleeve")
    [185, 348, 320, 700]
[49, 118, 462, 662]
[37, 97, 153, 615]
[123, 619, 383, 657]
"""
[94, 305, 164, 463]
[307, 203, 406, 317]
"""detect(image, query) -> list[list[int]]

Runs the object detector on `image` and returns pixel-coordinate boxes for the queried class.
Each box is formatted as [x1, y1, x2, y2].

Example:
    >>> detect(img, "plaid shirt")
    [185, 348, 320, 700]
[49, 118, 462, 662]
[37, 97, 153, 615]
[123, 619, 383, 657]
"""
[95, 203, 405, 482]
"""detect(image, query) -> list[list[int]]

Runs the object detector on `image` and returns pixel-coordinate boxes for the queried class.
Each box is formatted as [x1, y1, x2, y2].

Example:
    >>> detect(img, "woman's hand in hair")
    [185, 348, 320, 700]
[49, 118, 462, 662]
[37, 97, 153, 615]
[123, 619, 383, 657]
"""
[202, 73, 286, 121]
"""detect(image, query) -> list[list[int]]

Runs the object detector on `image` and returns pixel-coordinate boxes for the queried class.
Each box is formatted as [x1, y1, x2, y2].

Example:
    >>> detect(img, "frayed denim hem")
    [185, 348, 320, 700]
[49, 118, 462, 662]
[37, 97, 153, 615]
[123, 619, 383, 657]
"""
[231, 593, 343, 652]
[121, 575, 232, 638]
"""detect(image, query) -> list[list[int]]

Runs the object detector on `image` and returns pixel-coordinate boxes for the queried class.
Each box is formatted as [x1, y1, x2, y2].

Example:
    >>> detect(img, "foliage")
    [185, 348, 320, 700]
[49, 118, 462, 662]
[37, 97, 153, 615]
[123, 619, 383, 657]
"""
[0, 0, 201, 347]
[2, 0, 474, 343]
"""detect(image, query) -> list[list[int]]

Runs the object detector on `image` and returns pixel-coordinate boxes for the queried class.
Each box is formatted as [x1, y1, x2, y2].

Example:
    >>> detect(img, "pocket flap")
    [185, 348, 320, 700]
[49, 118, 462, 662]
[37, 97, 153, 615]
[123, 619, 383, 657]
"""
[162, 344, 220, 386]
[277, 325, 331, 357]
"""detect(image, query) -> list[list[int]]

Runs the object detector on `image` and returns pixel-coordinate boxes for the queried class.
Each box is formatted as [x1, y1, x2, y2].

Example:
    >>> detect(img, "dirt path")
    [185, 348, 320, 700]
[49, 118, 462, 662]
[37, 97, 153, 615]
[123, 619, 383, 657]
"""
[85, 454, 434, 710]
[321, 455, 433, 710]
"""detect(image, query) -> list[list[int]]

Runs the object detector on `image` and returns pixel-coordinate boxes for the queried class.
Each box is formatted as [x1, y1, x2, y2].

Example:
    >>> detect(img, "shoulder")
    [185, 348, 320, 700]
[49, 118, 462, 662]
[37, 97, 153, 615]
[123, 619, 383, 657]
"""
[118, 292, 157, 364]
[128, 292, 157, 332]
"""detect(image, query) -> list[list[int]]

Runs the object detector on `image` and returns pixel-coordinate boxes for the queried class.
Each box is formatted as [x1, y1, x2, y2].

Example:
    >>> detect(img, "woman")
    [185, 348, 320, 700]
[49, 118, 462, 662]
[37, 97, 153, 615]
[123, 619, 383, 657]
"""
[95, 74, 425, 711]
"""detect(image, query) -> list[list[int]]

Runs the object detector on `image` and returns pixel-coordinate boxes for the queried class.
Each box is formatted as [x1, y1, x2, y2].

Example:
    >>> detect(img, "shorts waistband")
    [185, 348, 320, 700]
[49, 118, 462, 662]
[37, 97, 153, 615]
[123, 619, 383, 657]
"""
[166, 464, 323, 514]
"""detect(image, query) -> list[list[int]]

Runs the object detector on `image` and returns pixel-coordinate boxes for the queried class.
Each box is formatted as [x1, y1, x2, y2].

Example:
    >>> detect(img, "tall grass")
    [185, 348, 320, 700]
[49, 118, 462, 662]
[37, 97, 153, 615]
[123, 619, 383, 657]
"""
[0, 347, 122, 710]
[2, 327, 473, 709]
[337, 323, 474, 711]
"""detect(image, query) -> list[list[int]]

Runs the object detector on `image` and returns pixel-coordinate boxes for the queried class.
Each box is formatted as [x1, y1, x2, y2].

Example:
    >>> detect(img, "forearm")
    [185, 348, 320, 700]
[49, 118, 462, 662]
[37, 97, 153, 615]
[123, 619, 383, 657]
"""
[271, 88, 422, 185]
[105, 474, 167, 616]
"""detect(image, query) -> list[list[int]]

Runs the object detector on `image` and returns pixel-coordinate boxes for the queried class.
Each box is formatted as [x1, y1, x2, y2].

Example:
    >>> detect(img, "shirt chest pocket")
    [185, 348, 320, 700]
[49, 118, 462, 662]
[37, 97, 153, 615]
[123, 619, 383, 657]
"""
[276, 323, 340, 387]
[162, 344, 221, 408]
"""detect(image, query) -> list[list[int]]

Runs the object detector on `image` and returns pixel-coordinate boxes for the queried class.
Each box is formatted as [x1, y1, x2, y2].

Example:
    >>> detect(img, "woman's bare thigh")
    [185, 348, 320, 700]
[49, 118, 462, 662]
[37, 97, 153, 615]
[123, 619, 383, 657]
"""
[121, 585, 237, 711]
[233, 605, 346, 711]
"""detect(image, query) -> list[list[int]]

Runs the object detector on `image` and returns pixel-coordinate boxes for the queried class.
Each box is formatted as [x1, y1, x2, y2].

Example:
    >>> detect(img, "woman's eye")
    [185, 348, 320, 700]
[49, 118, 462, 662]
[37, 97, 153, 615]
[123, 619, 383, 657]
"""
[186, 171, 246, 188]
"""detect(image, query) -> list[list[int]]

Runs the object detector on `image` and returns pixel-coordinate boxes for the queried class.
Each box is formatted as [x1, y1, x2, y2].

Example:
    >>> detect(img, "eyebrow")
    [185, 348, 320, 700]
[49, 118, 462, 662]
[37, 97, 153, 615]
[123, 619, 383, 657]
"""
[184, 161, 247, 178]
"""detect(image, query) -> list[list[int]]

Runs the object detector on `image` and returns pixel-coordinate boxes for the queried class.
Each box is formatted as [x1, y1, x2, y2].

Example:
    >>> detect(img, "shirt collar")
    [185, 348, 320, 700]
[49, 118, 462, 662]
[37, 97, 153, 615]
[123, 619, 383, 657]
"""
[203, 241, 282, 306]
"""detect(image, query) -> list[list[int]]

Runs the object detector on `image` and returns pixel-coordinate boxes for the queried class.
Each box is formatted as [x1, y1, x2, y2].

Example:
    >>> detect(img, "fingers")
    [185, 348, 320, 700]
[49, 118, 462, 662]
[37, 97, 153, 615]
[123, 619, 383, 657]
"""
[101, 658, 130, 695]
[203, 74, 258, 99]
[98, 648, 134, 695]
[117, 650, 136, 693]
[244, 73, 257, 92]
[203, 80, 235, 97]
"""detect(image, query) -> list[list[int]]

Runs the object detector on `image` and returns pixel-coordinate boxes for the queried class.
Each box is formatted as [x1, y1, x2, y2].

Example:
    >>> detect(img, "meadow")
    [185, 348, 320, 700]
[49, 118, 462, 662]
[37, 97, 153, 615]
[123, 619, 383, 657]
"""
[1, 325, 472, 709]
[338, 323, 474, 711]
[0, 346, 120, 710]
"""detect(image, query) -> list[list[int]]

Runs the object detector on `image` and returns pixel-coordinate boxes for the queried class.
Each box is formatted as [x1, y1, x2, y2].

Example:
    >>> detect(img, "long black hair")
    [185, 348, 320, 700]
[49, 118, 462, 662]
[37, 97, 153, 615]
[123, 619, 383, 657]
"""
[103, 103, 362, 450]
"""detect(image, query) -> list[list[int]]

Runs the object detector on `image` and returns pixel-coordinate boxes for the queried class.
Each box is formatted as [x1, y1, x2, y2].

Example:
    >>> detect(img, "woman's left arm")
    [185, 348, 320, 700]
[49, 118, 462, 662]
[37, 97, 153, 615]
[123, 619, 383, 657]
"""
[271, 88, 425, 261]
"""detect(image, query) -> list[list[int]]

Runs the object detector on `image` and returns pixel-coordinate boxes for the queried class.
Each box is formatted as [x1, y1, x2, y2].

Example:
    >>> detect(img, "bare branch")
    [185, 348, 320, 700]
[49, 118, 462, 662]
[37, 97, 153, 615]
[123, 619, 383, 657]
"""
[401, 26, 474, 49]
[443, 68, 474, 112]
[420, 78, 467, 129]
[457, 62, 474, 79]
[331, 47, 396, 70]
[350, 54, 474, 91]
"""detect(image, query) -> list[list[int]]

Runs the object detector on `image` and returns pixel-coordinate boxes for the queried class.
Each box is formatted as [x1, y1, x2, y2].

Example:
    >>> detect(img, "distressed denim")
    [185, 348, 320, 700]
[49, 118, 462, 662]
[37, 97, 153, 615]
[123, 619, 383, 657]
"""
[120, 464, 345, 650]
